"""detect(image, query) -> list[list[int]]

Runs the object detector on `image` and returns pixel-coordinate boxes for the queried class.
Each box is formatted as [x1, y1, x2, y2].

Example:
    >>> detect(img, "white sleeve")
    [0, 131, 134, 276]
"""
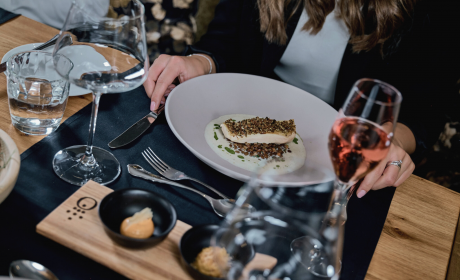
[0, 0, 110, 29]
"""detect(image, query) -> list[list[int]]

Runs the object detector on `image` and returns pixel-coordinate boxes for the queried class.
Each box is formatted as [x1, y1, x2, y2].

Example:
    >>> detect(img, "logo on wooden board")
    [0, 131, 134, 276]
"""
[66, 197, 98, 220]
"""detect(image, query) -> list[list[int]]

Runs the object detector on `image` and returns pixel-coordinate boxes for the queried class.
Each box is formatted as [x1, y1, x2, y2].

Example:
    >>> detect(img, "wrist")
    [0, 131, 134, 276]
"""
[393, 123, 416, 154]
[187, 54, 215, 75]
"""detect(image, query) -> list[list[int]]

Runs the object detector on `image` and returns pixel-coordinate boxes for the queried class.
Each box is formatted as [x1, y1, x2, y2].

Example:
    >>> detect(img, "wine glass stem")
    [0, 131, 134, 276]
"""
[335, 180, 353, 208]
[80, 92, 101, 167]
[321, 180, 352, 229]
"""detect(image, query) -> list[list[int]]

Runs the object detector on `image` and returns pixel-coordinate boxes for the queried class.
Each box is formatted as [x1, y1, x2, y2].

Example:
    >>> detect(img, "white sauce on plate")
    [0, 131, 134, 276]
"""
[205, 114, 306, 175]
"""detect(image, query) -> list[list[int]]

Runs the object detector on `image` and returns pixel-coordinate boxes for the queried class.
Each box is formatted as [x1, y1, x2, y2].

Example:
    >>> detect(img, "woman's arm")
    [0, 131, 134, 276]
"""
[186, 0, 245, 73]
[143, 0, 245, 110]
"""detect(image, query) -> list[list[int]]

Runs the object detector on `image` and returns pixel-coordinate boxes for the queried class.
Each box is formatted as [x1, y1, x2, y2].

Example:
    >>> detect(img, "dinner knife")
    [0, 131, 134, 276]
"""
[108, 104, 165, 149]
[0, 34, 60, 73]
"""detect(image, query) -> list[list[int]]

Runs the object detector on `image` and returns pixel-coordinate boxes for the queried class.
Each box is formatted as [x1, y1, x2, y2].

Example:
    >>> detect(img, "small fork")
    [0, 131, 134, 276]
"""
[142, 147, 230, 199]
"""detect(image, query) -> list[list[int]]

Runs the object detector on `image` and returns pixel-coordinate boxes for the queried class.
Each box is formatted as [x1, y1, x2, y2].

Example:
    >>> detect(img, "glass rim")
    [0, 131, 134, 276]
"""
[354, 78, 403, 106]
[250, 180, 335, 219]
[71, 0, 145, 21]
[7, 50, 73, 83]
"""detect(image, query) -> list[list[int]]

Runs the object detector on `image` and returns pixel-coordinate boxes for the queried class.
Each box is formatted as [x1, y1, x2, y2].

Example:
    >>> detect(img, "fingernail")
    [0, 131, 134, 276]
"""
[357, 190, 367, 198]
[160, 100, 165, 104]
[150, 101, 156, 111]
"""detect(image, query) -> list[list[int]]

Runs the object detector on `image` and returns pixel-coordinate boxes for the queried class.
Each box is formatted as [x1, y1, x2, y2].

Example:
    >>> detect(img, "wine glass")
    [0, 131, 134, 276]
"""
[210, 169, 343, 280]
[328, 78, 402, 212]
[52, 0, 149, 185]
[291, 78, 402, 277]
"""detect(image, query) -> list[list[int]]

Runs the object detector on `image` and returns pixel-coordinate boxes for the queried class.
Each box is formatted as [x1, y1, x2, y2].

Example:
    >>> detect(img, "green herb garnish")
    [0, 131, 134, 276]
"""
[218, 145, 222, 148]
[293, 138, 298, 144]
[214, 132, 218, 140]
[238, 155, 244, 159]
[225, 147, 235, 154]
[276, 165, 280, 167]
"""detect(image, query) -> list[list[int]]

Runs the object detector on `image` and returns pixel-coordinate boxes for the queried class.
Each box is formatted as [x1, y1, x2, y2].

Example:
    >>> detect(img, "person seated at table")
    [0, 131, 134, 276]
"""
[143, 0, 460, 197]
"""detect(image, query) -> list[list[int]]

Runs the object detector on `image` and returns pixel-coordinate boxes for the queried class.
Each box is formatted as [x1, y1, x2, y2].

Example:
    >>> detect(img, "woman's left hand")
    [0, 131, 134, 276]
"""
[355, 124, 416, 198]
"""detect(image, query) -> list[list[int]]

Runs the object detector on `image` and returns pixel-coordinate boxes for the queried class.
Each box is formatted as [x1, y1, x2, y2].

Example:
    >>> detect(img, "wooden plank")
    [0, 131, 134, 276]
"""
[366, 176, 460, 280]
[446, 215, 460, 280]
[37, 181, 194, 280]
[0, 16, 92, 154]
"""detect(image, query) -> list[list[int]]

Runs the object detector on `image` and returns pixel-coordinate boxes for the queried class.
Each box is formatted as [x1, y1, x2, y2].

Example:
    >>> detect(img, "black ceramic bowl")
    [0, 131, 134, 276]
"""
[180, 224, 254, 280]
[99, 188, 177, 248]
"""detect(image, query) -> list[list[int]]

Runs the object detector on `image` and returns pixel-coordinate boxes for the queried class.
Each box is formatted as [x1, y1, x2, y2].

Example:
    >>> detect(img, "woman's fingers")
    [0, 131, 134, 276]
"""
[143, 54, 211, 110]
[150, 57, 187, 110]
[394, 161, 415, 186]
[356, 142, 414, 198]
[371, 153, 409, 190]
[164, 84, 176, 97]
[356, 160, 387, 198]
[143, 54, 171, 98]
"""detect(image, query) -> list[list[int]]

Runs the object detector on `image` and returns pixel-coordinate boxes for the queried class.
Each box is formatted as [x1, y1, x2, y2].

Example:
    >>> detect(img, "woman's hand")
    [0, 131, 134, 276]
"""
[143, 54, 215, 111]
[355, 123, 416, 198]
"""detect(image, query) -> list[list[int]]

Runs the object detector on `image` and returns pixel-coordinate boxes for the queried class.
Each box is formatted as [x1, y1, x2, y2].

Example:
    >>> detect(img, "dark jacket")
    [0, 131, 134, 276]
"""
[186, 0, 460, 162]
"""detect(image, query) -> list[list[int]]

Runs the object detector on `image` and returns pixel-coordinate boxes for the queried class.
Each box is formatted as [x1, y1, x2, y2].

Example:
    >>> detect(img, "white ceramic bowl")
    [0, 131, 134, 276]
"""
[0, 129, 21, 204]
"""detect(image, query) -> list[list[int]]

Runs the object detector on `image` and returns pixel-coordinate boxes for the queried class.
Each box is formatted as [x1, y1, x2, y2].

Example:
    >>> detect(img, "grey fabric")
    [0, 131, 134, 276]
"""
[274, 8, 349, 105]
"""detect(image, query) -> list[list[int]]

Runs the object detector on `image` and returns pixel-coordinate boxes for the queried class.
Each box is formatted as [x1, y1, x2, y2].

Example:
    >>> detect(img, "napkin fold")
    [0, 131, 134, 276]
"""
[0, 8, 19, 25]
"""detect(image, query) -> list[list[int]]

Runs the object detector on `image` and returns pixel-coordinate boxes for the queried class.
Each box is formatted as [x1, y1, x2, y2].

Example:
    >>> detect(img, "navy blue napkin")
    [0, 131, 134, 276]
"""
[0, 8, 19, 25]
[0, 86, 394, 280]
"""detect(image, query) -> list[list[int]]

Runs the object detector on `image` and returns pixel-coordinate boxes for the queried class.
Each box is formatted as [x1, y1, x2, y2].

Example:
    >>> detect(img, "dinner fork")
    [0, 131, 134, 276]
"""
[142, 147, 230, 199]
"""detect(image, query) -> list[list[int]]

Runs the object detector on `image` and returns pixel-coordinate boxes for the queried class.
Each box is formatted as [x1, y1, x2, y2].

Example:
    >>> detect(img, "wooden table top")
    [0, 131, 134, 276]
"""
[1, 16, 460, 280]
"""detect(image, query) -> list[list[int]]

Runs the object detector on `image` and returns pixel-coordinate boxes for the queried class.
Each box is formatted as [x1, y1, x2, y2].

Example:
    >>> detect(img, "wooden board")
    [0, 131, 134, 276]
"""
[0, 16, 93, 154]
[366, 176, 460, 280]
[36, 181, 194, 280]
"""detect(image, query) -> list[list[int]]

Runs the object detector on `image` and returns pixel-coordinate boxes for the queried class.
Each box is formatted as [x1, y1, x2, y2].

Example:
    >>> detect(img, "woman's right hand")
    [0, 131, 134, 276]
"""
[143, 54, 215, 111]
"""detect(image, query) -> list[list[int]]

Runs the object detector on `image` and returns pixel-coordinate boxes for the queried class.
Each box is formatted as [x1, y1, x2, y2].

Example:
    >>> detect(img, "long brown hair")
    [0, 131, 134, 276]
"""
[258, 0, 417, 53]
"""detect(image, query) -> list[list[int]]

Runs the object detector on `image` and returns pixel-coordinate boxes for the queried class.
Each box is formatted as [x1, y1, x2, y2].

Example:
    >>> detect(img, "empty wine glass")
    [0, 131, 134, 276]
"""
[52, 0, 149, 185]
[211, 168, 343, 280]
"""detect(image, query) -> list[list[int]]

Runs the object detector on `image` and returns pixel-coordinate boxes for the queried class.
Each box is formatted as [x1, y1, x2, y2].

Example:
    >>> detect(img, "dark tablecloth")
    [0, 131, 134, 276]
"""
[0, 86, 395, 279]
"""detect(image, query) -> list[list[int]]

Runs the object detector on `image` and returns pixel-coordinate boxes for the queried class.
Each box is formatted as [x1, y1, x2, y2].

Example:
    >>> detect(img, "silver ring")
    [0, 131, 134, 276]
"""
[386, 160, 402, 170]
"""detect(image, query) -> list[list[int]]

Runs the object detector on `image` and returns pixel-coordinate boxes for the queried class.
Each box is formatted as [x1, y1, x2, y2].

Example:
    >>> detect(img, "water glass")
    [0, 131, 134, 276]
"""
[211, 170, 343, 280]
[6, 51, 72, 135]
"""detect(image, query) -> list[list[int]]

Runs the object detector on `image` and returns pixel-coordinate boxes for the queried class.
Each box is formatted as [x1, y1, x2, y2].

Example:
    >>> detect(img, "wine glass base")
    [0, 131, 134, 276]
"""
[291, 236, 340, 278]
[53, 145, 121, 186]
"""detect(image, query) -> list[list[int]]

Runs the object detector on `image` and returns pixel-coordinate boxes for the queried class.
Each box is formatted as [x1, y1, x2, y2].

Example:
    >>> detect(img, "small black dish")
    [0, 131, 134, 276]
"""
[99, 188, 177, 248]
[180, 224, 254, 280]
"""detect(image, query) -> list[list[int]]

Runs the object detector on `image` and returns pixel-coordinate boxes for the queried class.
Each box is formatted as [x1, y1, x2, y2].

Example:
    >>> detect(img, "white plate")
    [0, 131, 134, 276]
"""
[1, 43, 112, 96]
[165, 73, 338, 185]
